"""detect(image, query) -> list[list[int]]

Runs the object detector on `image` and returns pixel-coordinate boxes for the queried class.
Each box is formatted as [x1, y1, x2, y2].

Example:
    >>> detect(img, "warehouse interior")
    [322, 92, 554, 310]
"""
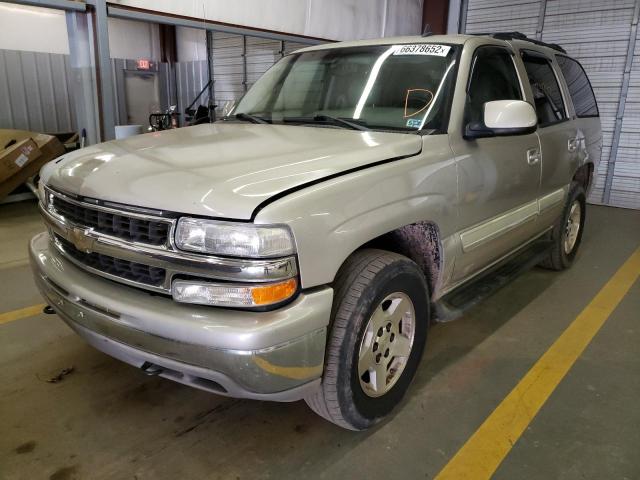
[0, 1, 638, 479]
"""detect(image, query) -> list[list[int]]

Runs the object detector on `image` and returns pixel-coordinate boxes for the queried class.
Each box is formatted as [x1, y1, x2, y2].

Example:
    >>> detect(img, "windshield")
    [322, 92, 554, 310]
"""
[232, 43, 458, 132]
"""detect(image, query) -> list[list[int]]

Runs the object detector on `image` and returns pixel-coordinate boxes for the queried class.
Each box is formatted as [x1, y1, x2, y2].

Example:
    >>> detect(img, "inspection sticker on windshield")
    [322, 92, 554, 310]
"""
[393, 44, 451, 57]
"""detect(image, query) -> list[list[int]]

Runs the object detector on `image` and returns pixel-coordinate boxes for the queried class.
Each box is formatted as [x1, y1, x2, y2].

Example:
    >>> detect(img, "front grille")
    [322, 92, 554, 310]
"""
[51, 195, 170, 246]
[56, 235, 166, 288]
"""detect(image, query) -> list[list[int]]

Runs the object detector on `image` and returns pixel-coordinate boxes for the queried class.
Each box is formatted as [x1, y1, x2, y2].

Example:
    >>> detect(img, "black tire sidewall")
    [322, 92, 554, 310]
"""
[559, 185, 586, 267]
[335, 262, 428, 429]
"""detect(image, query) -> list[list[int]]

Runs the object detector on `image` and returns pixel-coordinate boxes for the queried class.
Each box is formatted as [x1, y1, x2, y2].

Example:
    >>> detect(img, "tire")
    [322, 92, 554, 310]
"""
[305, 249, 429, 430]
[540, 182, 586, 271]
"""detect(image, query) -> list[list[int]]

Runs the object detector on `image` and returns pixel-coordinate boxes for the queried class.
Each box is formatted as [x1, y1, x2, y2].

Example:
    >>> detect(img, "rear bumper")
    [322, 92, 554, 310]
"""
[30, 232, 333, 401]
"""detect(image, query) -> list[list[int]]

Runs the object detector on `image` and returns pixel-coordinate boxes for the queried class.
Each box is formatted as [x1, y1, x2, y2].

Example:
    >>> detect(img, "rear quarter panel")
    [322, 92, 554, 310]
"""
[575, 117, 603, 197]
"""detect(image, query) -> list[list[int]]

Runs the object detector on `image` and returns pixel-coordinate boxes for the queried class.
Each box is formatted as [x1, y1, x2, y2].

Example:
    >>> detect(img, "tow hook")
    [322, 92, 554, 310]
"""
[140, 361, 164, 376]
[43, 305, 56, 315]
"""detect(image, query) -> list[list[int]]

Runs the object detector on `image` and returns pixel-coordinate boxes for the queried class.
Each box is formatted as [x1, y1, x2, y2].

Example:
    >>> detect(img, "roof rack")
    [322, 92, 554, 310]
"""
[470, 31, 567, 54]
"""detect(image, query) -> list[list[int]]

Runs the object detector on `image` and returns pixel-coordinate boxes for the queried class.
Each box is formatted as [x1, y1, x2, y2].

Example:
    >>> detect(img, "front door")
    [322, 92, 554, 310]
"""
[449, 45, 542, 282]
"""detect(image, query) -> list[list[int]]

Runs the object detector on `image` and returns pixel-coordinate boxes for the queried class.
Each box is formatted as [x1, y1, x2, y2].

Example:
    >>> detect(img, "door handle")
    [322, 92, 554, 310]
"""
[527, 148, 541, 166]
[568, 138, 579, 153]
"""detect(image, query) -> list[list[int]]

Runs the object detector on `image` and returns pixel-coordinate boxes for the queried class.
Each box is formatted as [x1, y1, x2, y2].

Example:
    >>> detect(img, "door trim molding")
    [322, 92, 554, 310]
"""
[539, 186, 567, 213]
[459, 186, 566, 252]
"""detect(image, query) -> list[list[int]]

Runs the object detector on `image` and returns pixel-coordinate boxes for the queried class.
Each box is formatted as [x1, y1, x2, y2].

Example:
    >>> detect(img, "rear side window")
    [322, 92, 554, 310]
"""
[522, 52, 567, 126]
[465, 46, 522, 124]
[556, 56, 599, 117]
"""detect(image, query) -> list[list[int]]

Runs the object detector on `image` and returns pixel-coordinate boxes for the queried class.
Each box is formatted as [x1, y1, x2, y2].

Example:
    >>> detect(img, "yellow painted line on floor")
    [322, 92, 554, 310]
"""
[435, 246, 640, 480]
[0, 303, 47, 325]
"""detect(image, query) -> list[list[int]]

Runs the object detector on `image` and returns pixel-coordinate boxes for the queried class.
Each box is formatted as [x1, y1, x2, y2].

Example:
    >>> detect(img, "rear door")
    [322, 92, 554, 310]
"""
[555, 55, 602, 197]
[449, 45, 542, 282]
[519, 50, 577, 229]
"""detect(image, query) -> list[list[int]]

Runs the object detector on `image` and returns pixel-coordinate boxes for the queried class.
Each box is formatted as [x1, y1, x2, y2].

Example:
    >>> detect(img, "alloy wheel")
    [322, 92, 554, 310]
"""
[358, 292, 416, 397]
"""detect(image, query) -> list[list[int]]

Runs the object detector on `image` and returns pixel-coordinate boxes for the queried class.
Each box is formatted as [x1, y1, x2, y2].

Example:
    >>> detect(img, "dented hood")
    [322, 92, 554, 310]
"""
[42, 123, 421, 220]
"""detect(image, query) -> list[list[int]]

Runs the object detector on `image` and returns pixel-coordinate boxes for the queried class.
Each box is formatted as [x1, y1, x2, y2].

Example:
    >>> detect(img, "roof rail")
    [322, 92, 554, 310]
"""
[469, 31, 567, 54]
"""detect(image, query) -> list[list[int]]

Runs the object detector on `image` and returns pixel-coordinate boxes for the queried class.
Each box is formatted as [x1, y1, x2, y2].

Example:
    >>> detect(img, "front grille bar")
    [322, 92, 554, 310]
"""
[48, 188, 172, 246]
[40, 189, 298, 293]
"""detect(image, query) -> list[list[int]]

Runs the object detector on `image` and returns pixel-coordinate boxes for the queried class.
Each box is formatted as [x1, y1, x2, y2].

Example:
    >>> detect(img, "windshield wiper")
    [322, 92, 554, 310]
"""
[283, 115, 370, 131]
[228, 112, 270, 124]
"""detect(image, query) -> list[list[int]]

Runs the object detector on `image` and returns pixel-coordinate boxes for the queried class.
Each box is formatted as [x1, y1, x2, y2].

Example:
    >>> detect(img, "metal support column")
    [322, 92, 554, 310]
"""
[603, 0, 640, 203]
[86, 0, 116, 141]
[280, 40, 286, 58]
[458, 0, 469, 34]
[65, 10, 100, 145]
[535, 0, 548, 41]
[205, 30, 216, 121]
[242, 35, 248, 92]
[446, 0, 462, 34]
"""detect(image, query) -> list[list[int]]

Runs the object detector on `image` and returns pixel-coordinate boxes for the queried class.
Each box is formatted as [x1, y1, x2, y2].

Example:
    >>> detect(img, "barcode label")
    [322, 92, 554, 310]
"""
[393, 44, 451, 57]
[15, 154, 29, 168]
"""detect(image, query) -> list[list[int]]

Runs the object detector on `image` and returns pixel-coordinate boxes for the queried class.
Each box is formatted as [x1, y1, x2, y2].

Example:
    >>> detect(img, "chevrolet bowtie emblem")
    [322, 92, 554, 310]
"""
[69, 227, 94, 253]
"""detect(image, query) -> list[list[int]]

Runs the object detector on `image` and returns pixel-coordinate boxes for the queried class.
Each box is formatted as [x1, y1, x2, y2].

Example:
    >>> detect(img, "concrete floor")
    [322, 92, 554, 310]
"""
[0, 200, 638, 480]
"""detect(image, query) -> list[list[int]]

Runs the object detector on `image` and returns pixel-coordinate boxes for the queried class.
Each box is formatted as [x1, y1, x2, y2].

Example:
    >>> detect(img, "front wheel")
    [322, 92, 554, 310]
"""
[305, 249, 429, 430]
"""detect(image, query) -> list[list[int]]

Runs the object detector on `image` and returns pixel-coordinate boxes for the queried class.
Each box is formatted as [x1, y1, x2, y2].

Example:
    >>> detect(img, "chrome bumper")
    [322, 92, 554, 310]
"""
[30, 232, 333, 401]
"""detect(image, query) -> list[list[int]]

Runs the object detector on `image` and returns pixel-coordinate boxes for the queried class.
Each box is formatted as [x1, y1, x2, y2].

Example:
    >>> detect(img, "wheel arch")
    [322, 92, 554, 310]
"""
[337, 221, 444, 299]
[573, 162, 594, 193]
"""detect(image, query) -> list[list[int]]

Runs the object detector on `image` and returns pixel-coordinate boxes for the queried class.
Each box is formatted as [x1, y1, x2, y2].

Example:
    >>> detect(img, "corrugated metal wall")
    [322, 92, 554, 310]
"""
[211, 32, 245, 115]
[463, 0, 640, 210]
[0, 50, 173, 134]
[2, 37, 318, 137]
[174, 35, 320, 122]
[0, 49, 76, 133]
[246, 37, 283, 90]
[465, 0, 542, 37]
[175, 59, 210, 124]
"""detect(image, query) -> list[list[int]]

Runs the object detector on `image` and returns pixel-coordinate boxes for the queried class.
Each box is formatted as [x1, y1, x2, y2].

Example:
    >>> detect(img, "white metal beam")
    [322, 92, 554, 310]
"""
[106, 5, 325, 45]
[3, 0, 86, 11]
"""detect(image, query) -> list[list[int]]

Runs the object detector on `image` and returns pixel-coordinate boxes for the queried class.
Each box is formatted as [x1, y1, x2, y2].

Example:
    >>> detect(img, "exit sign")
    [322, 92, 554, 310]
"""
[136, 59, 151, 70]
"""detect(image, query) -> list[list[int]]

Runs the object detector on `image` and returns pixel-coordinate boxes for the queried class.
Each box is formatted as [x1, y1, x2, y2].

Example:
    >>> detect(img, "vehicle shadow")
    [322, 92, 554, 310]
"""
[409, 265, 560, 396]
[75, 265, 561, 479]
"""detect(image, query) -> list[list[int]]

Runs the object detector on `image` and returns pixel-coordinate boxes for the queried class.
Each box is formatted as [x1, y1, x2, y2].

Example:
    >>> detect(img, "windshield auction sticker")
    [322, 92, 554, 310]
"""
[393, 44, 451, 57]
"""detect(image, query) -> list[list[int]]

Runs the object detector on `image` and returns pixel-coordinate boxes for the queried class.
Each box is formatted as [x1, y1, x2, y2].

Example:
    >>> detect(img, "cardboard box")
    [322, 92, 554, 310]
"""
[0, 129, 65, 161]
[0, 129, 65, 201]
[48, 131, 80, 151]
[0, 138, 41, 184]
[0, 153, 49, 200]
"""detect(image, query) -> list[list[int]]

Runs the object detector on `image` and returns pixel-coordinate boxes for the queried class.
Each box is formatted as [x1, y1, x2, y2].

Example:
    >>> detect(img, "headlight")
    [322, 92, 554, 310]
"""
[175, 218, 295, 258]
[172, 278, 298, 307]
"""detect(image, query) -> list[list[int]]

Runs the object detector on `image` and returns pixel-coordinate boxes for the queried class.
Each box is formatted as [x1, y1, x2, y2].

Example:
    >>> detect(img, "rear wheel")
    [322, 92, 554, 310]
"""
[540, 183, 586, 270]
[305, 249, 429, 430]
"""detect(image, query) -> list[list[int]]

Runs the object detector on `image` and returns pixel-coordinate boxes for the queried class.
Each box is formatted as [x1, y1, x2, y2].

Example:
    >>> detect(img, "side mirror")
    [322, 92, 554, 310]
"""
[464, 100, 537, 140]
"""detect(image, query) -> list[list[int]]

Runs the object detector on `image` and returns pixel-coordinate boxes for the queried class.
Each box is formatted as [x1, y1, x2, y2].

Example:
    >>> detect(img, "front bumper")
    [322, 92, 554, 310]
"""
[30, 232, 333, 401]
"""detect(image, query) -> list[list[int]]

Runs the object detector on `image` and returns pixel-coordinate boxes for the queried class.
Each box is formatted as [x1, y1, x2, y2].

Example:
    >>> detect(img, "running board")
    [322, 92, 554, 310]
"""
[433, 240, 553, 323]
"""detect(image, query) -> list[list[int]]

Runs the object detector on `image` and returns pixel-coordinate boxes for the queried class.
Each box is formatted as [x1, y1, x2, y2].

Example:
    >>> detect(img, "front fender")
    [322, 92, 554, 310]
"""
[254, 135, 458, 292]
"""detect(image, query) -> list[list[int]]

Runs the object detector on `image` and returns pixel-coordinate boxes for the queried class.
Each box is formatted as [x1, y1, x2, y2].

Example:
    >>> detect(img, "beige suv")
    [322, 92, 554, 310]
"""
[31, 33, 601, 430]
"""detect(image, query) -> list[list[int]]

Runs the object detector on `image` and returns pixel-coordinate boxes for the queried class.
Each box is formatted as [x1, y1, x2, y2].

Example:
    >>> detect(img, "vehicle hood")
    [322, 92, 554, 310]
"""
[42, 123, 422, 220]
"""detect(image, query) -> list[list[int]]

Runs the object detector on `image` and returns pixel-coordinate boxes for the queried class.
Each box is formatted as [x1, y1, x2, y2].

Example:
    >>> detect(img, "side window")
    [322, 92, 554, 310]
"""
[556, 56, 599, 117]
[465, 47, 522, 124]
[522, 52, 567, 126]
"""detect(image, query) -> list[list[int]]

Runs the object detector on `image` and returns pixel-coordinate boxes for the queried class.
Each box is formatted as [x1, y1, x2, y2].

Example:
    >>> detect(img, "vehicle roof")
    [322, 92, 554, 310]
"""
[295, 34, 568, 59]
[295, 34, 473, 53]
